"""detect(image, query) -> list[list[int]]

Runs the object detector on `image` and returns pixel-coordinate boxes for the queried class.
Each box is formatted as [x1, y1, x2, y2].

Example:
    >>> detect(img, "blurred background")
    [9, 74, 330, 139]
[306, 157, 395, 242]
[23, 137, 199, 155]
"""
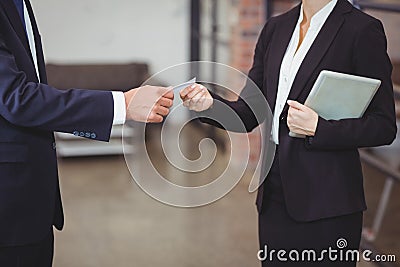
[31, 0, 400, 266]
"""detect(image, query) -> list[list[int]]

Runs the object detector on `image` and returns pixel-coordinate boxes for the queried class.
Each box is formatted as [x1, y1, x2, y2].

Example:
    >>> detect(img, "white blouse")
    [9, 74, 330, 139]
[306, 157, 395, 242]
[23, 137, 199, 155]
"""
[272, 0, 338, 144]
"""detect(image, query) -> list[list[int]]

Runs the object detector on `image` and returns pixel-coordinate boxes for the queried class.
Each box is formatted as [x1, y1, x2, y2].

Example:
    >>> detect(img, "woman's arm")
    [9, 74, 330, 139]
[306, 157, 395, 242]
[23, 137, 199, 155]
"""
[306, 19, 397, 150]
[181, 19, 275, 133]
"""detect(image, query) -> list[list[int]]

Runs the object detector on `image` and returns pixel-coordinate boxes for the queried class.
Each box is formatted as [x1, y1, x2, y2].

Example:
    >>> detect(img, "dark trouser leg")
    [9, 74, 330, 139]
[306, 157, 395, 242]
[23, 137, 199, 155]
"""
[0, 229, 54, 267]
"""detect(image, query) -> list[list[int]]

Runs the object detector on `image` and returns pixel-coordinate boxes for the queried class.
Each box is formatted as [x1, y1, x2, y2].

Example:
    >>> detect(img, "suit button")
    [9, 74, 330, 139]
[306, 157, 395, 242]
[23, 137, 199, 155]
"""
[85, 132, 91, 138]
[52, 142, 57, 149]
[73, 131, 79, 136]
[308, 137, 314, 145]
[91, 133, 97, 139]
[280, 116, 286, 121]
[79, 132, 85, 137]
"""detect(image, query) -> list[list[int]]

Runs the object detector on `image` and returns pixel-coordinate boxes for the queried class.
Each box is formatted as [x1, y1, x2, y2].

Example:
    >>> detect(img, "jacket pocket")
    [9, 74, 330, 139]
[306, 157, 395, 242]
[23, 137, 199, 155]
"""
[0, 143, 28, 163]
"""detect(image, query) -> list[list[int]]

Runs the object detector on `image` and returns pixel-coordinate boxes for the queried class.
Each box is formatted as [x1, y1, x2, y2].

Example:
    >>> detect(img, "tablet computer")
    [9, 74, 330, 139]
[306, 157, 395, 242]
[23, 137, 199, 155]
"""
[289, 70, 381, 138]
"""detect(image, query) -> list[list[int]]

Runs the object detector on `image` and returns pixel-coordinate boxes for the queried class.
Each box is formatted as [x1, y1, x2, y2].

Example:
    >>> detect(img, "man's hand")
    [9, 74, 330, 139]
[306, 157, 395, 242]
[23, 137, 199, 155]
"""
[180, 83, 213, 112]
[124, 86, 174, 123]
[287, 100, 319, 136]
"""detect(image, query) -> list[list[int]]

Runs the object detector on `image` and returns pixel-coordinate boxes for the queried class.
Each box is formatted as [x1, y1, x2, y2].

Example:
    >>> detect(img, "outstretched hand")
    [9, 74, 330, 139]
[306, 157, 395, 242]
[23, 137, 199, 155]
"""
[180, 83, 213, 112]
[124, 86, 174, 123]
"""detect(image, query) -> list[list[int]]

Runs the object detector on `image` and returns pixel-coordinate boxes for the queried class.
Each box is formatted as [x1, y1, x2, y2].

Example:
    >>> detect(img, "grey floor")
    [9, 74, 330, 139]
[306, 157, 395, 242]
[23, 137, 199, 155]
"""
[53, 125, 398, 267]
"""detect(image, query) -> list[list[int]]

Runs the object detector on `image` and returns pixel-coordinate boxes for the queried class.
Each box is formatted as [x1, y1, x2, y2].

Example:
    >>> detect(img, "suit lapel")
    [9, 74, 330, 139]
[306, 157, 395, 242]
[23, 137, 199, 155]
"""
[266, 5, 300, 112]
[285, 0, 353, 106]
[24, 0, 47, 83]
[0, 0, 32, 58]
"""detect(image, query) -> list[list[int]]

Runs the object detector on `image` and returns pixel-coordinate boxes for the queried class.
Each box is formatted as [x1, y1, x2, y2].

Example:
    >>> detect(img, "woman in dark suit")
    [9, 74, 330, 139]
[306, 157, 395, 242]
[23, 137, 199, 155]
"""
[180, 0, 397, 266]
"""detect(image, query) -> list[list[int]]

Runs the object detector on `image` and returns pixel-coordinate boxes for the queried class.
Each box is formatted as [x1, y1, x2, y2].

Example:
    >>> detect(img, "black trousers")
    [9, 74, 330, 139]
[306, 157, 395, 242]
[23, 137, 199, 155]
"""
[258, 149, 363, 267]
[0, 229, 54, 267]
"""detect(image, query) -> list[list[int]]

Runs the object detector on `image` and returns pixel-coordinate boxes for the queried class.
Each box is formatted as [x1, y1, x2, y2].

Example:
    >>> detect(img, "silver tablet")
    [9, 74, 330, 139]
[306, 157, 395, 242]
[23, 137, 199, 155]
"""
[305, 70, 381, 120]
[289, 70, 381, 138]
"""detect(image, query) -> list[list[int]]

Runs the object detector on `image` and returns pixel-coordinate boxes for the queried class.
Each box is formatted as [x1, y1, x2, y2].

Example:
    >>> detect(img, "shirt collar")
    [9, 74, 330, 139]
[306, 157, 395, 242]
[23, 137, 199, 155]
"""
[298, 0, 338, 28]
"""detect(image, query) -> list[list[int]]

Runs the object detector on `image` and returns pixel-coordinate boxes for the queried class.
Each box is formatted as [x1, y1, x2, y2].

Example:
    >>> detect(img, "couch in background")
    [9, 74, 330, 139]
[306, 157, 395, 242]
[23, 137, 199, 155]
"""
[46, 63, 149, 157]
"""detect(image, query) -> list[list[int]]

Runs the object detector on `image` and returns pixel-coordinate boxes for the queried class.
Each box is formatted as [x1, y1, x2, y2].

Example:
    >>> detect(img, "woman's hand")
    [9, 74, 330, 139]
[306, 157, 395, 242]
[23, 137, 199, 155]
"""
[180, 83, 213, 112]
[287, 100, 319, 136]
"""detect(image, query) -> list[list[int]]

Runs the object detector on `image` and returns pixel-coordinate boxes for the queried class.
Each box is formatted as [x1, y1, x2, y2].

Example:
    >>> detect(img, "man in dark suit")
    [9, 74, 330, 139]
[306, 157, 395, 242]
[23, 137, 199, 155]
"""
[0, 0, 173, 266]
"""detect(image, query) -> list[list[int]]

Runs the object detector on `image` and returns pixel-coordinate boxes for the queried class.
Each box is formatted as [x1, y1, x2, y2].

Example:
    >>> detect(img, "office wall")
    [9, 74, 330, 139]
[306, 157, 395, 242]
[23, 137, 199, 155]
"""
[367, 10, 400, 62]
[32, 0, 190, 77]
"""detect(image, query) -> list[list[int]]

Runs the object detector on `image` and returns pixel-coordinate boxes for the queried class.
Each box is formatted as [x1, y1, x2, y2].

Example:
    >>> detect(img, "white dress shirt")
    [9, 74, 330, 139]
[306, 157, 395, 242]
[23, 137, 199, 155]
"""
[271, 0, 337, 144]
[22, 2, 126, 125]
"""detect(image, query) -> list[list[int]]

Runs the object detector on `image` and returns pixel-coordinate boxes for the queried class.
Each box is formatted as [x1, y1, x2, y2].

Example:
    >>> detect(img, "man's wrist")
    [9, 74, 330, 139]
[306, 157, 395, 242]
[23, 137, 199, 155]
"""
[111, 91, 126, 125]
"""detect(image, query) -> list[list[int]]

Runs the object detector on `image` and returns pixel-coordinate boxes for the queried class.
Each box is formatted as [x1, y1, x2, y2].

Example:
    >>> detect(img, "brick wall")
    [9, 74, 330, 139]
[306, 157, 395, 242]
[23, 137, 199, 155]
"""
[229, 0, 300, 90]
[229, 0, 265, 167]
[231, 0, 265, 73]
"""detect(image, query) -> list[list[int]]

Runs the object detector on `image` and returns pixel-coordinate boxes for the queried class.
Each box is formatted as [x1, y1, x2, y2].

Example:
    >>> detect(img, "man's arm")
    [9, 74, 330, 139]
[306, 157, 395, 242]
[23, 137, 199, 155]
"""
[0, 36, 173, 142]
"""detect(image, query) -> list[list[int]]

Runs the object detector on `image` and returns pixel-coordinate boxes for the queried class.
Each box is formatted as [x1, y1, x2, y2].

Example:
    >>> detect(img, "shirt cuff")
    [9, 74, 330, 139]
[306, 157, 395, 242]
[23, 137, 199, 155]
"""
[111, 91, 126, 125]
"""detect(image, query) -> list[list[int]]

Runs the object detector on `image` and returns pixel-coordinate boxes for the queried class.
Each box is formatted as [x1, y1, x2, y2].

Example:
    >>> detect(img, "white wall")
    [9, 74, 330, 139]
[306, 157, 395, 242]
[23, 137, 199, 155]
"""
[32, 0, 190, 76]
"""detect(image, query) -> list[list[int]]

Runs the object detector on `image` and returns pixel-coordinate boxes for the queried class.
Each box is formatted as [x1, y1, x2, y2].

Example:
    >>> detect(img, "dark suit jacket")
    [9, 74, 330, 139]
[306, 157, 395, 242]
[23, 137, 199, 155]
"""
[0, 0, 114, 246]
[201, 0, 397, 222]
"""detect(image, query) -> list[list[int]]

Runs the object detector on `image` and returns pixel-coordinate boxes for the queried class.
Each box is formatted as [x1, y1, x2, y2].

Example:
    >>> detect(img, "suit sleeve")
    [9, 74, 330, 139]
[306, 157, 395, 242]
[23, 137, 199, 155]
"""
[306, 20, 397, 150]
[199, 20, 274, 133]
[0, 35, 114, 142]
